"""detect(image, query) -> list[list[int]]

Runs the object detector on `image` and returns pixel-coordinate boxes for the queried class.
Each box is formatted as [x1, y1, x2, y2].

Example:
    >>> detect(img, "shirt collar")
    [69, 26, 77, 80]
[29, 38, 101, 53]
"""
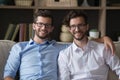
[29, 39, 56, 45]
[29, 39, 34, 44]
[72, 42, 79, 52]
[72, 40, 94, 52]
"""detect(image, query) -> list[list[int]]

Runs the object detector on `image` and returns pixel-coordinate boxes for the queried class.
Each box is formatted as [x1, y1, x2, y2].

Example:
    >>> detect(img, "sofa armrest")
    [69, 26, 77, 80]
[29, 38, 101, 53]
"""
[107, 41, 120, 80]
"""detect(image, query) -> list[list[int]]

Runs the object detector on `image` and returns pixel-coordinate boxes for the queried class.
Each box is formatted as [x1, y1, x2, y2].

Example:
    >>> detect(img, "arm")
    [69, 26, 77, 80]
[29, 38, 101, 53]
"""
[58, 51, 70, 80]
[4, 76, 14, 80]
[4, 44, 21, 80]
[104, 48, 120, 79]
[92, 36, 115, 55]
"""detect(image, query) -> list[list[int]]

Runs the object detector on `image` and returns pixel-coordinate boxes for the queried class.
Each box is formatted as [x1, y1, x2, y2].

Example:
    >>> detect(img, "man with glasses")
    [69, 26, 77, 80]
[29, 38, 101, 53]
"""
[4, 10, 115, 80]
[58, 10, 120, 80]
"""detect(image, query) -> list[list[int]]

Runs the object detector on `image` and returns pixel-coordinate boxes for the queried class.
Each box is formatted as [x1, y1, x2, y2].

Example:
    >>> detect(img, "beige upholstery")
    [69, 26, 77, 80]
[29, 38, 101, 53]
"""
[0, 40, 16, 80]
[108, 41, 120, 80]
[0, 40, 120, 80]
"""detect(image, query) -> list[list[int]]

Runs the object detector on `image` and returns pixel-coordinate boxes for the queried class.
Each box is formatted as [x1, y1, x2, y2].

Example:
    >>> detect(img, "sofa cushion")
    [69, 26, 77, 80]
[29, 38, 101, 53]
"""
[0, 40, 16, 80]
[0, 40, 120, 80]
[107, 41, 120, 80]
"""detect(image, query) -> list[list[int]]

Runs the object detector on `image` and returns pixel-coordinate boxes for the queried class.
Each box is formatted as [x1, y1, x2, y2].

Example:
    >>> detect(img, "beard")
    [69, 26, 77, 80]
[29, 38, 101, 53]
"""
[35, 30, 50, 39]
[37, 34, 49, 39]
[74, 34, 85, 41]
[73, 31, 87, 41]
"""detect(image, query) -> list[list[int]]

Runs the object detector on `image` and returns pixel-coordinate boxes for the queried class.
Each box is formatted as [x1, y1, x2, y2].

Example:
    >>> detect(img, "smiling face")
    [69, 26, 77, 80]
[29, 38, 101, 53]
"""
[69, 17, 89, 41]
[33, 16, 54, 40]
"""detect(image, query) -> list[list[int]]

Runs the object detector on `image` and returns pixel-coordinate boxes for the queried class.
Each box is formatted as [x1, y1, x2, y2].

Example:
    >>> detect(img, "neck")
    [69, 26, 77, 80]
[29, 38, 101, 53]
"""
[33, 36, 49, 44]
[74, 36, 88, 49]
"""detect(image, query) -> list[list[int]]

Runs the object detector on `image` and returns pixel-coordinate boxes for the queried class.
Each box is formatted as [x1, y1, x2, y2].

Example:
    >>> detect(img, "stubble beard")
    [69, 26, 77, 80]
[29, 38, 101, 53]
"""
[74, 34, 85, 41]
[73, 31, 87, 41]
[38, 35, 48, 39]
[36, 31, 49, 40]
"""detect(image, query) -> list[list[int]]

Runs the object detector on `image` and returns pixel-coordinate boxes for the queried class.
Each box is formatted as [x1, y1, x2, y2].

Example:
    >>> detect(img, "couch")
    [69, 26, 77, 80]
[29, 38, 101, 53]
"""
[0, 40, 16, 80]
[108, 41, 120, 80]
[0, 40, 120, 80]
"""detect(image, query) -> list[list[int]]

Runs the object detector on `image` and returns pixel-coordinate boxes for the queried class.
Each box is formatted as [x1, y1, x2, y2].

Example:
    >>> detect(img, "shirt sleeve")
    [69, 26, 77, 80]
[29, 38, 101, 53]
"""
[104, 48, 120, 78]
[4, 43, 21, 78]
[58, 50, 70, 80]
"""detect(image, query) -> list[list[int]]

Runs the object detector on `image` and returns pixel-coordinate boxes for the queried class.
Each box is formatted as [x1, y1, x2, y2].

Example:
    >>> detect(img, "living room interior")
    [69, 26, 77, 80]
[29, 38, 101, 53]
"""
[0, 0, 120, 42]
[0, 0, 120, 80]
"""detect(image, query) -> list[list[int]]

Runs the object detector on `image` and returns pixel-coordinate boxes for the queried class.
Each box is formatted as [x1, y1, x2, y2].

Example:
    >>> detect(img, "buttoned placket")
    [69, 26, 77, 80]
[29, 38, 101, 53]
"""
[38, 43, 49, 76]
[76, 46, 92, 78]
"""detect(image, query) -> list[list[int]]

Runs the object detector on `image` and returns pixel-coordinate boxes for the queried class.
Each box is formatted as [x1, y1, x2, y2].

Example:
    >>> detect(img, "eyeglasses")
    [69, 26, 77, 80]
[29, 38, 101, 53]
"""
[35, 22, 52, 28]
[70, 24, 87, 29]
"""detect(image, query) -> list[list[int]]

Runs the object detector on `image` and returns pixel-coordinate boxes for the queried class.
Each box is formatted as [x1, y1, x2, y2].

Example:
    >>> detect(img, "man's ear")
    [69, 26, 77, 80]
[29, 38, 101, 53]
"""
[68, 27, 71, 32]
[32, 23, 35, 30]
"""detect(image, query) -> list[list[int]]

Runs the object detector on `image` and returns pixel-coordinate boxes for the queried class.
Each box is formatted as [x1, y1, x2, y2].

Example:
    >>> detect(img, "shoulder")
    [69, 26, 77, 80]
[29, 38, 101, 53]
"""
[90, 40, 105, 49]
[89, 41, 108, 56]
[58, 44, 73, 63]
[12, 41, 29, 51]
[52, 41, 71, 50]
[59, 43, 72, 55]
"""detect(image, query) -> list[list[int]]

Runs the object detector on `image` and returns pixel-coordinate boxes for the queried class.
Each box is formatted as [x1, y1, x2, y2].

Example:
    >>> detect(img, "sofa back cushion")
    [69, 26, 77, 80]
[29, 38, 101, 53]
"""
[0, 41, 120, 80]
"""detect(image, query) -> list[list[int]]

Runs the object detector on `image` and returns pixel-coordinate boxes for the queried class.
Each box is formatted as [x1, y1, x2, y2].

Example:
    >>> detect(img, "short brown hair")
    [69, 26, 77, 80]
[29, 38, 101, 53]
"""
[63, 10, 88, 27]
[33, 10, 53, 25]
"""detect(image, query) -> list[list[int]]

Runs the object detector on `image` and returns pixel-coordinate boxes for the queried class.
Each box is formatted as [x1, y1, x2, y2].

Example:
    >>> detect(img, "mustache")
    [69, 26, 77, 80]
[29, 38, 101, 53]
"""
[74, 31, 88, 35]
[74, 31, 83, 34]
[41, 30, 48, 33]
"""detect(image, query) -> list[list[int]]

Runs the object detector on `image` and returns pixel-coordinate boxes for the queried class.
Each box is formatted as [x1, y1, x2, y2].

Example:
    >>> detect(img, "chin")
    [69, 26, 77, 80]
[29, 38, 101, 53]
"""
[74, 36, 84, 40]
[38, 35, 48, 39]
[75, 36, 82, 39]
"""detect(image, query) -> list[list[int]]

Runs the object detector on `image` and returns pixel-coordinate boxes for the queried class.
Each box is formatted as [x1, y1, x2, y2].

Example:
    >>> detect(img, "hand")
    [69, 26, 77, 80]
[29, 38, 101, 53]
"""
[4, 76, 14, 80]
[103, 36, 115, 55]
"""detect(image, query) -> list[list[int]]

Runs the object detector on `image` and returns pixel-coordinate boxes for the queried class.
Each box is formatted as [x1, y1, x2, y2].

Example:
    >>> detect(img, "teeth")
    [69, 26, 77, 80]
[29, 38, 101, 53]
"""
[42, 31, 46, 33]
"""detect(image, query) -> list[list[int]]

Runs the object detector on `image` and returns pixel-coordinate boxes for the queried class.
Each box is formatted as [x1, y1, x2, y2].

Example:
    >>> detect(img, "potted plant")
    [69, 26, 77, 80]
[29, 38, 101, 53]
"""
[89, 29, 99, 39]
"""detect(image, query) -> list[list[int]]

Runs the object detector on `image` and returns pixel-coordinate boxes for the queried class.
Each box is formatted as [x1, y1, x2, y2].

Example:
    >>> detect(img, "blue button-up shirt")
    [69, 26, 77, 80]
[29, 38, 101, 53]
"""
[4, 39, 69, 80]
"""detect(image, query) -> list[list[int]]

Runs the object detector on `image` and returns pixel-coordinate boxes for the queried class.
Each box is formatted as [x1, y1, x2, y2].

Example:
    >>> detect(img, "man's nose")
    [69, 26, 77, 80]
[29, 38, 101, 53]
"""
[75, 26, 80, 31]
